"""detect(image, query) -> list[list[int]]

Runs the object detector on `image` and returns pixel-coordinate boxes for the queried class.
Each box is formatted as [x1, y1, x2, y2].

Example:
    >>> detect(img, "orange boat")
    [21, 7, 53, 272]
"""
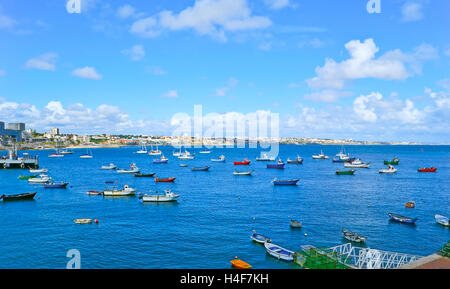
[154, 177, 176, 183]
[234, 159, 251, 165]
[230, 258, 252, 269]
[405, 201, 416, 208]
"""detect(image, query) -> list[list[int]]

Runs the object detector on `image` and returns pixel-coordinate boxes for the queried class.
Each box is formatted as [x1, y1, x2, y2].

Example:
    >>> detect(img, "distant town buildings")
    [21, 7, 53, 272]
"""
[0, 121, 26, 142]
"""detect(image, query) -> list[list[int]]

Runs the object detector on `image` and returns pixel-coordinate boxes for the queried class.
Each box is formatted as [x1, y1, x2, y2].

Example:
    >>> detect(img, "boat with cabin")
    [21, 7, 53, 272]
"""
[234, 159, 250, 165]
[384, 157, 399, 165]
[101, 163, 117, 170]
[379, 165, 397, 174]
[116, 163, 140, 174]
[256, 153, 276, 161]
[332, 146, 354, 163]
[148, 144, 162, 156]
[312, 150, 329, 159]
[103, 184, 136, 196]
[211, 155, 226, 162]
[28, 174, 51, 184]
[153, 156, 168, 164]
[344, 159, 370, 168]
[287, 155, 303, 164]
[141, 190, 179, 202]
[267, 159, 285, 169]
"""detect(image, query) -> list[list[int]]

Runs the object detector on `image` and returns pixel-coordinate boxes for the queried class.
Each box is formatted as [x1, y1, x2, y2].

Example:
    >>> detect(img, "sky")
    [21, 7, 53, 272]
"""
[0, 0, 449, 142]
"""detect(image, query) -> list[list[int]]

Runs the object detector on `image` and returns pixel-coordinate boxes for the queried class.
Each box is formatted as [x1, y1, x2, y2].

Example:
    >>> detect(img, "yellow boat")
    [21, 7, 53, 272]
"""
[74, 218, 93, 224]
[230, 258, 252, 269]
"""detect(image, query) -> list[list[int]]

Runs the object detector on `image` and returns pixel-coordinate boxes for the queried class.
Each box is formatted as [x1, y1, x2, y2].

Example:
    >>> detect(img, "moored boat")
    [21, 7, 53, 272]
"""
[290, 219, 303, 228]
[384, 157, 399, 165]
[250, 231, 272, 244]
[344, 159, 370, 168]
[388, 212, 418, 224]
[230, 258, 252, 269]
[211, 155, 226, 162]
[287, 155, 303, 164]
[48, 152, 64, 158]
[264, 241, 295, 262]
[141, 190, 179, 202]
[148, 144, 162, 156]
[233, 170, 253, 176]
[43, 182, 69, 189]
[191, 166, 210, 171]
[199, 149, 211, 154]
[79, 148, 93, 159]
[155, 177, 176, 183]
[103, 184, 137, 196]
[256, 153, 275, 161]
[30, 168, 47, 173]
[74, 219, 93, 224]
[153, 157, 168, 164]
[234, 158, 250, 165]
[267, 159, 285, 169]
[342, 228, 367, 243]
[405, 201, 416, 208]
[379, 165, 397, 174]
[272, 178, 299, 186]
[135, 143, 148, 154]
[101, 163, 117, 170]
[418, 167, 437, 172]
[1, 192, 36, 201]
[332, 146, 354, 163]
[117, 163, 140, 174]
[336, 169, 355, 175]
[28, 174, 51, 184]
[435, 215, 450, 227]
[87, 191, 102, 195]
[312, 150, 329, 159]
[18, 175, 37, 180]
[134, 172, 156, 177]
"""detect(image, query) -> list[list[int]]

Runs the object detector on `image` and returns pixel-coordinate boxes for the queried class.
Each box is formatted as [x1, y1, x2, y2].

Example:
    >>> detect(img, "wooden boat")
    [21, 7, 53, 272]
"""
[435, 215, 450, 227]
[287, 155, 303, 164]
[233, 170, 253, 176]
[290, 220, 303, 228]
[256, 153, 275, 161]
[272, 178, 299, 186]
[344, 159, 370, 168]
[388, 212, 418, 224]
[264, 241, 295, 262]
[141, 190, 179, 202]
[234, 159, 250, 165]
[18, 175, 37, 180]
[87, 191, 102, 195]
[336, 169, 355, 175]
[384, 158, 399, 165]
[267, 159, 285, 169]
[312, 150, 329, 159]
[379, 165, 397, 174]
[30, 168, 47, 173]
[211, 155, 226, 162]
[1, 192, 36, 201]
[342, 228, 367, 243]
[155, 177, 176, 183]
[74, 219, 92, 224]
[418, 167, 437, 172]
[117, 163, 140, 174]
[103, 185, 136, 196]
[230, 258, 252, 269]
[405, 201, 416, 208]
[179, 164, 188, 167]
[44, 182, 68, 189]
[191, 166, 210, 171]
[101, 163, 117, 170]
[28, 174, 51, 183]
[250, 231, 272, 244]
[134, 172, 156, 177]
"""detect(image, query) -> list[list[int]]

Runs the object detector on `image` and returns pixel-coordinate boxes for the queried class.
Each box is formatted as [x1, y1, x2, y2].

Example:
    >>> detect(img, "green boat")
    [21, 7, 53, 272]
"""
[336, 170, 355, 175]
[134, 172, 156, 178]
[384, 158, 399, 165]
[18, 175, 37, 180]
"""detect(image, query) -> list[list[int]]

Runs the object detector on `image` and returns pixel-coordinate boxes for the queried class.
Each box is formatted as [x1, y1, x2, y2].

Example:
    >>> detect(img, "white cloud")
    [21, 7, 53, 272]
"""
[0, 14, 16, 29]
[304, 90, 352, 102]
[401, 2, 424, 22]
[130, 0, 271, 41]
[25, 53, 58, 71]
[72, 67, 102, 80]
[161, 90, 179, 98]
[264, 0, 296, 10]
[298, 38, 326, 49]
[117, 4, 136, 19]
[215, 77, 239, 96]
[121, 45, 145, 61]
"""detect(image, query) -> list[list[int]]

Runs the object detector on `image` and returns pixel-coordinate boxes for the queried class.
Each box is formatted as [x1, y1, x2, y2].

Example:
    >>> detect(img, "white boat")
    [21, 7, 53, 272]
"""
[344, 159, 370, 168]
[435, 214, 450, 227]
[60, 149, 73, 155]
[160, 155, 168, 161]
[199, 149, 211, 154]
[148, 144, 162, 156]
[256, 153, 275, 161]
[312, 150, 329, 159]
[28, 174, 51, 184]
[233, 170, 253, 176]
[264, 241, 294, 262]
[135, 143, 148, 154]
[49, 149, 64, 158]
[101, 163, 117, 170]
[379, 165, 397, 174]
[80, 148, 93, 159]
[116, 163, 140, 174]
[211, 155, 226, 162]
[103, 184, 137, 196]
[178, 150, 194, 160]
[141, 190, 180, 202]
[173, 147, 183, 156]
[29, 168, 48, 173]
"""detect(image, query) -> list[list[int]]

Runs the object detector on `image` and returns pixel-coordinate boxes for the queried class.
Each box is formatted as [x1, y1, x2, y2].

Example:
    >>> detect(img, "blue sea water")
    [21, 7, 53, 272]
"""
[0, 145, 449, 269]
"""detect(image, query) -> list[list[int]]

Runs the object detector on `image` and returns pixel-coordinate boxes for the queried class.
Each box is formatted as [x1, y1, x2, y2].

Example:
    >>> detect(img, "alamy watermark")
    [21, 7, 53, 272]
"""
[367, 0, 381, 14]
[66, 249, 81, 269]
[66, 0, 81, 14]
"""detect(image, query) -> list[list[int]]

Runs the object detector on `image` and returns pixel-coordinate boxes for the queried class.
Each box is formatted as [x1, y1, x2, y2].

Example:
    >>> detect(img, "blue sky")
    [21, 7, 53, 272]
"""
[0, 0, 449, 142]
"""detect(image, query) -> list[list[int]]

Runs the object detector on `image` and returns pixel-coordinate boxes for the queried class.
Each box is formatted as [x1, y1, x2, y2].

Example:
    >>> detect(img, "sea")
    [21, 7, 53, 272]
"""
[0, 145, 448, 269]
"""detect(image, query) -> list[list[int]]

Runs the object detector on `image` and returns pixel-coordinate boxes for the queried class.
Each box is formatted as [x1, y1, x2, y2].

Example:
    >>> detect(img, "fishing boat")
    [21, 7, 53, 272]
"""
[332, 146, 354, 163]
[87, 191, 102, 195]
[435, 215, 450, 227]
[388, 212, 418, 224]
[287, 155, 303, 164]
[134, 172, 156, 178]
[405, 201, 416, 208]
[336, 169, 355, 175]
[379, 165, 397, 174]
[30, 168, 47, 173]
[117, 163, 140, 174]
[80, 148, 93, 159]
[267, 159, 285, 169]
[384, 157, 399, 165]
[103, 184, 136, 196]
[148, 144, 162, 156]
[18, 175, 37, 180]
[191, 166, 210, 171]
[155, 177, 176, 183]
[234, 159, 250, 165]
[312, 150, 329, 159]
[233, 170, 253, 176]
[48, 150, 64, 158]
[173, 148, 183, 156]
[135, 143, 148, 154]
[28, 174, 51, 184]
[230, 258, 252, 269]
[211, 155, 226, 162]
[101, 163, 117, 170]
[344, 159, 370, 168]
[178, 154, 194, 160]
[250, 231, 272, 244]
[264, 241, 295, 262]
[1, 192, 36, 201]
[153, 157, 168, 164]
[418, 167, 437, 172]
[290, 220, 303, 228]
[256, 153, 275, 161]
[74, 219, 92, 224]
[272, 178, 299, 186]
[43, 181, 69, 189]
[59, 149, 73, 155]
[342, 229, 367, 243]
[141, 190, 179, 202]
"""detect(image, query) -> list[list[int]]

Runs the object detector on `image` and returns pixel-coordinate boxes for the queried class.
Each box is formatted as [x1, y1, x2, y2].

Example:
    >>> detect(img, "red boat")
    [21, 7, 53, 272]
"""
[234, 158, 251, 165]
[418, 167, 437, 172]
[155, 177, 176, 183]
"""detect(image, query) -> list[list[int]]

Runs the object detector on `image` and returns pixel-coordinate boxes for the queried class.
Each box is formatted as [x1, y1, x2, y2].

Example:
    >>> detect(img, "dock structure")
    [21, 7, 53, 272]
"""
[0, 144, 39, 169]
[398, 241, 450, 269]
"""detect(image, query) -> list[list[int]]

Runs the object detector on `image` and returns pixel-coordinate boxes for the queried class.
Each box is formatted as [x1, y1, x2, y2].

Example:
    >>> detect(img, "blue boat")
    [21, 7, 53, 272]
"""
[153, 159, 168, 164]
[191, 166, 210, 171]
[272, 178, 299, 186]
[250, 231, 272, 244]
[267, 159, 285, 169]
[44, 182, 68, 189]
[388, 212, 418, 224]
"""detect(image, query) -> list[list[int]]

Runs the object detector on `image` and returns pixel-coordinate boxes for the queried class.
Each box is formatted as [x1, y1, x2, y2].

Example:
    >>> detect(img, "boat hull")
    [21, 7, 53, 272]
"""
[155, 177, 176, 183]
[388, 213, 418, 224]
[272, 179, 299, 186]
[1, 192, 36, 201]
[267, 164, 285, 169]
[264, 242, 294, 262]
[336, 170, 355, 175]
[418, 167, 437, 172]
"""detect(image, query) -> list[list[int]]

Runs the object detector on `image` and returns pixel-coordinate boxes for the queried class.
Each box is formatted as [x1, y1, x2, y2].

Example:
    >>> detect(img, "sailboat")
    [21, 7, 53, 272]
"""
[136, 143, 148, 154]
[49, 148, 64, 158]
[148, 144, 162, 156]
[80, 148, 93, 159]
[173, 147, 183, 156]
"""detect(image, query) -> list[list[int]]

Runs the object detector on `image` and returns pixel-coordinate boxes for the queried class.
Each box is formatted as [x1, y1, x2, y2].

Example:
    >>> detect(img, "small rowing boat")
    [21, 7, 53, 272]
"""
[18, 175, 37, 180]
[134, 172, 156, 177]
[250, 231, 272, 244]
[141, 190, 179, 202]
[233, 170, 253, 176]
[336, 169, 355, 175]
[272, 178, 299, 186]
[191, 166, 210, 171]
[287, 155, 303, 164]
[1, 192, 36, 201]
[43, 182, 68, 189]
[379, 165, 397, 174]
[264, 241, 295, 262]
[290, 220, 302, 228]
[101, 163, 117, 170]
[384, 157, 399, 165]
[418, 167, 437, 172]
[435, 214, 449, 227]
[87, 191, 102, 195]
[234, 159, 250, 165]
[211, 155, 226, 162]
[29, 168, 47, 173]
[199, 149, 211, 154]
[388, 212, 418, 224]
[230, 258, 252, 269]
[74, 219, 92, 224]
[267, 159, 285, 169]
[405, 201, 416, 208]
[342, 228, 367, 243]
[155, 177, 176, 183]
[179, 164, 188, 167]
